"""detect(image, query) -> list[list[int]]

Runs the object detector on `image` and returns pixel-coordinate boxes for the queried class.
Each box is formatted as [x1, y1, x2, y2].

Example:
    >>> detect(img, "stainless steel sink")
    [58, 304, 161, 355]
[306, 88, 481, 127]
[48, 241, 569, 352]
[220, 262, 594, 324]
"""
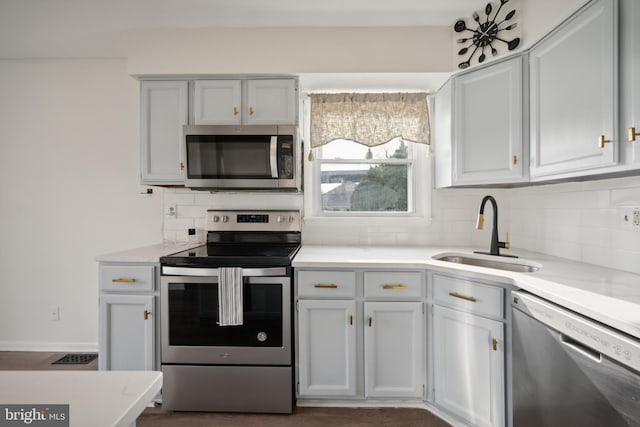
[433, 253, 541, 273]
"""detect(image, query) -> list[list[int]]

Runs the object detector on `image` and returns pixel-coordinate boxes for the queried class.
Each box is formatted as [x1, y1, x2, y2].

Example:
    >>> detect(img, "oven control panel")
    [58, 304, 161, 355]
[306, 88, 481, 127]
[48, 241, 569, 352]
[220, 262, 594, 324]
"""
[206, 210, 301, 232]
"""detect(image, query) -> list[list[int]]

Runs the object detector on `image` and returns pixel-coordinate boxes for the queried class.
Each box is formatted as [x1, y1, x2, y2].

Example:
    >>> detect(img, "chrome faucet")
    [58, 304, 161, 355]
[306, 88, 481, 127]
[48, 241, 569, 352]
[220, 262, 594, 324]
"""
[474, 195, 517, 258]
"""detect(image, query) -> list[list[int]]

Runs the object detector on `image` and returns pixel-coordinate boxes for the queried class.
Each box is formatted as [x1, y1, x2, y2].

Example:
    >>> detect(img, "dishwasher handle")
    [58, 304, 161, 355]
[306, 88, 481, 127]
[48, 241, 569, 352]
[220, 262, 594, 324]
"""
[560, 334, 602, 363]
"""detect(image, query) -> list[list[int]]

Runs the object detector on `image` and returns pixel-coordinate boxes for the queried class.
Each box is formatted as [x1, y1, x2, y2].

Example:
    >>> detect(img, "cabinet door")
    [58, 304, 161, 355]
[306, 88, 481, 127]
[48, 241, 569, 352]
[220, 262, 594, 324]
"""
[297, 300, 357, 397]
[193, 80, 242, 125]
[364, 302, 424, 398]
[433, 305, 504, 427]
[454, 56, 525, 184]
[620, 0, 640, 166]
[529, 0, 618, 179]
[140, 81, 188, 184]
[246, 79, 297, 125]
[99, 294, 154, 371]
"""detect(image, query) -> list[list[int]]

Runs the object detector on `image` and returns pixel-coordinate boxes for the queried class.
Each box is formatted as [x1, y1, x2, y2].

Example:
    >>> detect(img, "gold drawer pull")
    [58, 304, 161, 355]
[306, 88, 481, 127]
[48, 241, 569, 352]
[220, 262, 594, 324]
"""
[112, 278, 136, 284]
[629, 127, 639, 142]
[449, 292, 477, 303]
[314, 284, 338, 289]
[383, 284, 407, 290]
[144, 310, 152, 320]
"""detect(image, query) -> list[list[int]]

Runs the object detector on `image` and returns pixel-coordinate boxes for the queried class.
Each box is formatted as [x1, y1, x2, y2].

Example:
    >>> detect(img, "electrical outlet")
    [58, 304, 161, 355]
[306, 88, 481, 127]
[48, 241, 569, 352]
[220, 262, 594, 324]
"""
[620, 207, 640, 229]
[167, 204, 177, 217]
[51, 306, 60, 322]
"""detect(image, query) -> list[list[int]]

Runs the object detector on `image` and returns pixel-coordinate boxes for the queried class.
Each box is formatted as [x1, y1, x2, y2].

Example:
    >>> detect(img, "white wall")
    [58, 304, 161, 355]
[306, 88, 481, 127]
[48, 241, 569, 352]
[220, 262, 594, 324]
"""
[0, 59, 162, 351]
[126, 26, 453, 76]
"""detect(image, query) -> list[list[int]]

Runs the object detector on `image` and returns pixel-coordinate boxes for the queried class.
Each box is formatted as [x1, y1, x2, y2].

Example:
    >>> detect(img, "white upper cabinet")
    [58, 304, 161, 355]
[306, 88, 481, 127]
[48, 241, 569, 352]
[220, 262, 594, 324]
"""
[194, 78, 297, 125]
[193, 80, 242, 125]
[434, 56, 526, 188]
[454, 56, 526, 185]
[529, 0, 618, 179]
[620, 0, 640, 166]
[140, 81, 188, 185]
[246, 79, 297, 125]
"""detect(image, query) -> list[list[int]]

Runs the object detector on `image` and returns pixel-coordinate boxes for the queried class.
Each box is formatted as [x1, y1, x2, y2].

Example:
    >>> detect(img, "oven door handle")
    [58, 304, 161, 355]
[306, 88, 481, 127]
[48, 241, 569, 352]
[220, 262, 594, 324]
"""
[162, 266, 287, 277]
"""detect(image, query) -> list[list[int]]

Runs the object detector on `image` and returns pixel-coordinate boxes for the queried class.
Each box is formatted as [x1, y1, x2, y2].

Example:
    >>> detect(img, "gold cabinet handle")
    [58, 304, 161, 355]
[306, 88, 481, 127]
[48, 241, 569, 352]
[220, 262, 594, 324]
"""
[368, 316, 372, 327]
[629, 127, 639, 142]
[249, 106, 255, 115]
[233, 106, 239, 116]
[513, 155, 518, 165]
[349, 315, 353, 326]
[382, 284, 407, 290]
[492, 338, 498, 351]
[179, 162, 185, 171]
[449, 292, 477, 303]
[598, 135, 612, 148]
[112, 278, 136, 284]
[314, 284, 338, 289]
[144, 310, 152, 320]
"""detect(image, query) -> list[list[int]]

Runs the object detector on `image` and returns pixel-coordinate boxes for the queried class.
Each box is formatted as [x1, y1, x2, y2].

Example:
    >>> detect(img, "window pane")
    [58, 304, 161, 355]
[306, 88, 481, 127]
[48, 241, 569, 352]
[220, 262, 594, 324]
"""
[320, 163, 408, 212]
[321, 138, 409, 160]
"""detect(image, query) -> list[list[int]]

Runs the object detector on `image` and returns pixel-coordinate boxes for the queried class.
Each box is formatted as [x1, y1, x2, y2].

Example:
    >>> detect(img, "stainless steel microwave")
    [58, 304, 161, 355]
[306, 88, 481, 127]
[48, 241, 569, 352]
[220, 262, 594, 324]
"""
[182, 125, 299, 190]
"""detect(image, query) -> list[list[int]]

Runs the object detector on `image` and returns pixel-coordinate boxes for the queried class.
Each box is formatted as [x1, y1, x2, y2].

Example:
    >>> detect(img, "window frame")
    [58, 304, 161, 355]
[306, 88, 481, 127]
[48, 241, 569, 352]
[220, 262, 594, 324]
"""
[302, 96, 432, 224]
[313, 142, 418, 217]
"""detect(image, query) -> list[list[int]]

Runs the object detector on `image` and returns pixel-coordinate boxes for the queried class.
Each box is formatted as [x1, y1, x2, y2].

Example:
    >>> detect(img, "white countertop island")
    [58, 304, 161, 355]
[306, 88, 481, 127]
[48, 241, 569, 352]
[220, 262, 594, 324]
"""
[0, 371, 162, 427]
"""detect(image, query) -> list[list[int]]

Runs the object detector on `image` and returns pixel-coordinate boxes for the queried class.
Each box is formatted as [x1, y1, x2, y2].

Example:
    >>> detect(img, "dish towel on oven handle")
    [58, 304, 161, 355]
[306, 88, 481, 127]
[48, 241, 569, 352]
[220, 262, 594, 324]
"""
[218, 267, 244, 326]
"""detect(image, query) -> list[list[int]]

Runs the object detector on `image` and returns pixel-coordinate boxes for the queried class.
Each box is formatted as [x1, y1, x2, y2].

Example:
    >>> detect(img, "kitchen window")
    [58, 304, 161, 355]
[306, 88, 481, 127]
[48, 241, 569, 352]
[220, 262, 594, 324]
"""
[304, 92, 431, 218]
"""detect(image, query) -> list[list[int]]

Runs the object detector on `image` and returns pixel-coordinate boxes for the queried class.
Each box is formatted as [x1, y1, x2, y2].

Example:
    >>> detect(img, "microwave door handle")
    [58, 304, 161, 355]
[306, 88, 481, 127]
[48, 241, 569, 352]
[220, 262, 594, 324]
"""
[270, 136, 278, 178]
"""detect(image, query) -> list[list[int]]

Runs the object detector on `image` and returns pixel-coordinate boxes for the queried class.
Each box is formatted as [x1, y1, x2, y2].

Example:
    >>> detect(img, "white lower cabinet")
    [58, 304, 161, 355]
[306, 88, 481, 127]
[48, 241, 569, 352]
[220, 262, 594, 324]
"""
[433, 305, 505, 427]
[98, 262, 158, 372]
[99, 294, 155, 371]
[364, 302, 424, 398]
[297, 299, 357, 397]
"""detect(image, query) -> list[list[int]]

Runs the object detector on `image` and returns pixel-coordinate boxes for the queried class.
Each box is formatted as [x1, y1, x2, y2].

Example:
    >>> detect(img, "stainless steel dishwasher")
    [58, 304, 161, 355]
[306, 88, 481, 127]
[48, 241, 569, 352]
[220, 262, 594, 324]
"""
[511, 290, 640, 426]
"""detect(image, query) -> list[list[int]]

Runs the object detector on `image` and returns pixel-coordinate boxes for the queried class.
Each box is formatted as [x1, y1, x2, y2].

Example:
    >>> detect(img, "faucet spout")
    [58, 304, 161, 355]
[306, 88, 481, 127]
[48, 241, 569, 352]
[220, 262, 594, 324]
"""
[474, 195, 516, 258]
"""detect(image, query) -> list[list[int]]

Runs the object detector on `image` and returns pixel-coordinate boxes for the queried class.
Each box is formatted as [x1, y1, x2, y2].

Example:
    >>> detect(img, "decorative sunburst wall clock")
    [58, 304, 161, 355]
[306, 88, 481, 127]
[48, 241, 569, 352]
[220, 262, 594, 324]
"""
[454, 0, 521, 69]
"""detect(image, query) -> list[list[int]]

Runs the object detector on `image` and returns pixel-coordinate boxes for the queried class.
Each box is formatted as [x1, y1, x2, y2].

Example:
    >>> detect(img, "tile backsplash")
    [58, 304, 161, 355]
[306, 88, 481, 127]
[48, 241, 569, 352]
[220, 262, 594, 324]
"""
[162, 175, 640, 274]
[509, 176, 640, 275]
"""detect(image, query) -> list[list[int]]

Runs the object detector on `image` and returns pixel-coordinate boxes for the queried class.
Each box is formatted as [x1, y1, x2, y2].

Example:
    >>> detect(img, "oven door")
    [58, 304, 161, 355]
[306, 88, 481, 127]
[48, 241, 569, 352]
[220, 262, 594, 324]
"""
[161, 268, 291, 366]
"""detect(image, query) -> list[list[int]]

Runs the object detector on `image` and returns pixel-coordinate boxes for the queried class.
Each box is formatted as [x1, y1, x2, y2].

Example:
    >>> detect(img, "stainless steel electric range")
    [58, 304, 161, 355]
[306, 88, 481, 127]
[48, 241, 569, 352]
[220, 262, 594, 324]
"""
[159, 209, 301, 414]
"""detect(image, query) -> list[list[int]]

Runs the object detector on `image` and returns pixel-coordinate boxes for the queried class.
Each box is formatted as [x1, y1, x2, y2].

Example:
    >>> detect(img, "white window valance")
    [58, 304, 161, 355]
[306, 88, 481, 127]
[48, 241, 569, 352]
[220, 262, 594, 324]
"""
[310, 92, 430, 148]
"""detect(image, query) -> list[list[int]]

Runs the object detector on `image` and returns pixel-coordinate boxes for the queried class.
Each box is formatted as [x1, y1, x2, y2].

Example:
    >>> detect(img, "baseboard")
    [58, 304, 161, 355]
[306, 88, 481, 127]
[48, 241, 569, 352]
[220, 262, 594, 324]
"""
[0, 341, 98, 352]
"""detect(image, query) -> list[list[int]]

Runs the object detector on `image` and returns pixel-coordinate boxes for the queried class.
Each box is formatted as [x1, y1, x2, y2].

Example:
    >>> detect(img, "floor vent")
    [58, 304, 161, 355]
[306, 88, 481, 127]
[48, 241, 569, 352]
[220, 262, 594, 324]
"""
[52, 353, 98, 365]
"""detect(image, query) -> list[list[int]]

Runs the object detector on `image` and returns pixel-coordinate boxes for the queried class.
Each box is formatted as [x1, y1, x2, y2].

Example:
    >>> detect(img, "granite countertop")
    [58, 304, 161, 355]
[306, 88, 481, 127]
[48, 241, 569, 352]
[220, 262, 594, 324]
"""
[293, 245, 640, 340]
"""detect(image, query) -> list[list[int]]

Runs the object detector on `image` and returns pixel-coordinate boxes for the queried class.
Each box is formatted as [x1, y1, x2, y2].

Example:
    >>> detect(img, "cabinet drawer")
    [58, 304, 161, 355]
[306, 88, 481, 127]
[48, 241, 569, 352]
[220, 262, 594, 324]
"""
[433, 274, 503, 319]
[297, 271, 356, 298]
[364, 271, 423, 299]
[100, 265, 155, 292]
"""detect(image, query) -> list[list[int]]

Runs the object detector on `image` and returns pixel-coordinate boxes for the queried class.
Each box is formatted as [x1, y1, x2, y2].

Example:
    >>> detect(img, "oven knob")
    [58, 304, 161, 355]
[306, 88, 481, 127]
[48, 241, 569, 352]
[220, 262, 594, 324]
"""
[222, 215, 229, 223]
[277, 215, 285, 223]
[212, 215, 220, 223]
[288, 215, 295, 223]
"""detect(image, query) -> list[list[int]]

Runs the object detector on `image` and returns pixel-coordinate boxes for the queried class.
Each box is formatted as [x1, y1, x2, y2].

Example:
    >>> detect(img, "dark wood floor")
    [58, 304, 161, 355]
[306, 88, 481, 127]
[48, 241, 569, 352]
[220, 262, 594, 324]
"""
[0, 351, 452, 427]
